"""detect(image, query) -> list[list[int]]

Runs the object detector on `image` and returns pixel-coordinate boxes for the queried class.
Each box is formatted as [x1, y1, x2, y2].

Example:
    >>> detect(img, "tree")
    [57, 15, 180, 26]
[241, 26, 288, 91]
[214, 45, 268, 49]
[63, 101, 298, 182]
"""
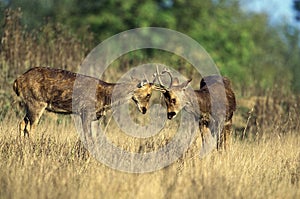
[2, 0, 299, 95]
[294, 0, 300, 21]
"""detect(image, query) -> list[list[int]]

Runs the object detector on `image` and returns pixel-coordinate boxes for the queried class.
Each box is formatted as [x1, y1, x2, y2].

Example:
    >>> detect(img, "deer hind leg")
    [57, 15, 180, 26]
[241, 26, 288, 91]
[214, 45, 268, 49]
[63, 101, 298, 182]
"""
[199, 115, 217, 157]
[19, 116, 30, 137]
[217, 119, 232, 151]
[224, 119, 232, 150]
[19, 102, 47, 137]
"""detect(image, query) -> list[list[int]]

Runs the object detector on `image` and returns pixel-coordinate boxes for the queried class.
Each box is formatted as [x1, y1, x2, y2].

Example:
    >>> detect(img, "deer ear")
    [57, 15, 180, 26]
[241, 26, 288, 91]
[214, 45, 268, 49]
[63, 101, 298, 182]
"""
[181, 79, 192, 90]
[200, 78, 206, 88]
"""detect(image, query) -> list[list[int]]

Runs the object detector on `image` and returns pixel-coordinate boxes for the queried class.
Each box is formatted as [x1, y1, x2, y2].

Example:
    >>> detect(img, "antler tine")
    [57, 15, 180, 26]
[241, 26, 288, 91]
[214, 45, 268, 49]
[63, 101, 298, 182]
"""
[143, 73, 149, 84]
[152, 73, 158, 84]
[151, 68, 158, 84]
[152, 64, 165, 87]
[161, 67, 173, 89]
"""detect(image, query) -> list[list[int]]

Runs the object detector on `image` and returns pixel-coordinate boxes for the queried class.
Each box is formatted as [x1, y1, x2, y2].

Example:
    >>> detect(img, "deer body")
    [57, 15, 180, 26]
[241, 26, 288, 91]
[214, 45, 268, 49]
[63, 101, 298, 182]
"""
[160, 75, 236, 150]
[14, 67, 153, 137]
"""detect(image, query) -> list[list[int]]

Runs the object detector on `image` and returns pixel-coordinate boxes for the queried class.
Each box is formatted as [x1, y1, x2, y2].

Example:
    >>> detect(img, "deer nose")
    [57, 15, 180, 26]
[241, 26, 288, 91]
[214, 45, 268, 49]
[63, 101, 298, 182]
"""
[167, 112, 176, 119]
[141, 107, 147, 114]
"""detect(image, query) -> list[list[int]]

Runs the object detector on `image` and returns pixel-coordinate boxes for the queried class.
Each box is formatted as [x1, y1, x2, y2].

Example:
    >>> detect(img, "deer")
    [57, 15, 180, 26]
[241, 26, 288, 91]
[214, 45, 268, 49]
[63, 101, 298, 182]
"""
[13, 67, 155, 141]
[154, 68, 236, 154]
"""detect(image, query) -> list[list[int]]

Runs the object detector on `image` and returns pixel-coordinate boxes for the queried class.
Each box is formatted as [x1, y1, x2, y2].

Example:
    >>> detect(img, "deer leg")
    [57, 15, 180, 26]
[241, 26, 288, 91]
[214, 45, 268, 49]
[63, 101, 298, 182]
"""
[19, 104, 30, 137]
[223, 119, 232, 150]
[199, 113, 215, 146]
[19, 116, 30, 137]
[216, 119, 232, 151]
[216, 121, 224, 151]
[80, 110, 95, 146]
[199, 118, 217, 157]
[21, 102, 47, 137]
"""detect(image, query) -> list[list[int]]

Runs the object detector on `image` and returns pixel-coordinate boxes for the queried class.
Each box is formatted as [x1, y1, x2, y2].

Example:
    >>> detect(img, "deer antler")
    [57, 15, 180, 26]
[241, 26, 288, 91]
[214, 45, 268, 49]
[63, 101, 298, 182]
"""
[161, 68, 173, 89]
[152, 64, 165, 87]
[143, 73, 149, 84]
[151, 64, 169, 92]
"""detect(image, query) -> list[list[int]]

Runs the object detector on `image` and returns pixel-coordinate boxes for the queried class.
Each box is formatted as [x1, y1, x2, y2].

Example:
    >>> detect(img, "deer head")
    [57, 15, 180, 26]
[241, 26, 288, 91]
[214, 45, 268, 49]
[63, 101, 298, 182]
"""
[152, 67, 192, 119]
[131, 79, 154, 114]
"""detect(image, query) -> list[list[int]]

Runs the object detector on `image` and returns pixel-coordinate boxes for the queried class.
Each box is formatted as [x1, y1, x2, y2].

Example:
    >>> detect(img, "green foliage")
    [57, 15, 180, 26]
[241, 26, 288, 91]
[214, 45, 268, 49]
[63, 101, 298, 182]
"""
[1, 0, 300, 95]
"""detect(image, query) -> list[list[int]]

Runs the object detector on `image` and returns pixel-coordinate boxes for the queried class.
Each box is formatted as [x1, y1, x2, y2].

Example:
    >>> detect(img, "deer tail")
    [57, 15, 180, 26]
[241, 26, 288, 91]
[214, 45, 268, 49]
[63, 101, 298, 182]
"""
[13, 79, 20, 96]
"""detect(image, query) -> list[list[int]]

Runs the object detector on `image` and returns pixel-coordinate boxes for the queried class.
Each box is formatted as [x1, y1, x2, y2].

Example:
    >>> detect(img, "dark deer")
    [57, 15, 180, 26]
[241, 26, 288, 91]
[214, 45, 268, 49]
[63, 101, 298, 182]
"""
[13, 67, 155, 138]
[155, 69, 236, 152]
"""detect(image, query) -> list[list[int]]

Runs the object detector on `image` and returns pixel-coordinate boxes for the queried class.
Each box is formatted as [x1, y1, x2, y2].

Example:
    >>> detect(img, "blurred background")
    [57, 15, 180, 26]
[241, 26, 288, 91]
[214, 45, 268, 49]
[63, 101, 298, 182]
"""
[1, 0, 300, 135]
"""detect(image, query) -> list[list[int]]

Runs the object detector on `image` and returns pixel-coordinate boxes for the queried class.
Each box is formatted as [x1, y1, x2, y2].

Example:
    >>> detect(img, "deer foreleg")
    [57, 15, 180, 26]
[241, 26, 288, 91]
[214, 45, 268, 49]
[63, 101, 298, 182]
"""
[80, 110, 95, 146]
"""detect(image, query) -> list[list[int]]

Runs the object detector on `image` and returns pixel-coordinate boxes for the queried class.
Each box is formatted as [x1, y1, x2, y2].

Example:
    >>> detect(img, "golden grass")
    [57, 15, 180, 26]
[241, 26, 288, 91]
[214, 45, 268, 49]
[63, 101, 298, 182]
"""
[0, 112, 299, 199]
[1, 8, 299, 199]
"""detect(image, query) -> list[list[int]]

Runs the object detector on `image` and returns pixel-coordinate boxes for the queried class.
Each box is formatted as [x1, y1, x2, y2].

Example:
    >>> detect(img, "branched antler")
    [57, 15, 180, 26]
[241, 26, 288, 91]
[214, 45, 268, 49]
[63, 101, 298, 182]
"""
[152, 64, 165, 87]
[161, 67, 173, 89]
[152, 65, 175, 91]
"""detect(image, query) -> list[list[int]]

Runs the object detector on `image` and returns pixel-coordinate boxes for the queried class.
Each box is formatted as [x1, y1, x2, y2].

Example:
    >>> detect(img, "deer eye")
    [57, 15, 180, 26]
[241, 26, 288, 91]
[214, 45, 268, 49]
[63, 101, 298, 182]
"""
[146, 93, 151, 98]
[171, 98, 176, 104]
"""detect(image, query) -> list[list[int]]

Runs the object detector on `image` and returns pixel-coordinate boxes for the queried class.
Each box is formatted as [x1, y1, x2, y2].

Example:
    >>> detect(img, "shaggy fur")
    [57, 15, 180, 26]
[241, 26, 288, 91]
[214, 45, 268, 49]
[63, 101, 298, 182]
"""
[14, 67, 153, 138]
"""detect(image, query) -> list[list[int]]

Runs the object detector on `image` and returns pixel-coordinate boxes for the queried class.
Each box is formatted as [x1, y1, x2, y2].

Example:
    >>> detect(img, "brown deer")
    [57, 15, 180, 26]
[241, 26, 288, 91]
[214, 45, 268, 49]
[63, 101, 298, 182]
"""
[13, 67, 155, 138]
[155, 69, 236, 153]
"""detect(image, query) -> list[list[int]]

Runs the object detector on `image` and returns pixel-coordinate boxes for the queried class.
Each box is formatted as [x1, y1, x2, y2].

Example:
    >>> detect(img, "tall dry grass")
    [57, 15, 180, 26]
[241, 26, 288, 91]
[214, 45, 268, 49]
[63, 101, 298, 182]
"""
[1, 8, 93, 76]
[0, 8, 95, 121]
[0, 111, 299, 199]
[1, 8, 300, 199]
[236, 92, 300, 140]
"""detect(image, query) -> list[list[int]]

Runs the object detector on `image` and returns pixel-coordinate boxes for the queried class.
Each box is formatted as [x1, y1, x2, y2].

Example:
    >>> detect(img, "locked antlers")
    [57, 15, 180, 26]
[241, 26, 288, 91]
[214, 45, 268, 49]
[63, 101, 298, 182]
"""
[152, 65, 174, 91]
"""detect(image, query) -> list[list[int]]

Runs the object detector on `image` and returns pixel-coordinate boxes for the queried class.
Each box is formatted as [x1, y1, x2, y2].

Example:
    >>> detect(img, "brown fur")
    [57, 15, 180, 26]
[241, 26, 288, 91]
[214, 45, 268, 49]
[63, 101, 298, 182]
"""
[160, 75, 236, 151]
[13, 67, 154, 138]
[197, 75, 236, 150]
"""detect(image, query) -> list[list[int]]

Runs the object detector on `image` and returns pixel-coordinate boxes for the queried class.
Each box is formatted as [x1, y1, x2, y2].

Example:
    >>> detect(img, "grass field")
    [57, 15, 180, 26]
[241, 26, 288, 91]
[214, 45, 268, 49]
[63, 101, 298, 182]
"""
[1, 8, 299, 199]
[0, 110, 299, 199]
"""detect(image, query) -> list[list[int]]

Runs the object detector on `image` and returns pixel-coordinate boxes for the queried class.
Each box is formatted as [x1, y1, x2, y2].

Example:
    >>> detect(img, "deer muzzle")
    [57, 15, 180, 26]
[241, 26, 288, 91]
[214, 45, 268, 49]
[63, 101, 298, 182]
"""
[167, 112, 176, 119]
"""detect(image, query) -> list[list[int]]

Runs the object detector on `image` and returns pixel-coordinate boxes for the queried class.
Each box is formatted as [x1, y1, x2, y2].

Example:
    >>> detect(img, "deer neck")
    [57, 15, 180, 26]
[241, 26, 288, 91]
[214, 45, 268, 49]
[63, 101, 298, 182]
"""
[98, 82, 135, 109]
[181, 89, 201, 116]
